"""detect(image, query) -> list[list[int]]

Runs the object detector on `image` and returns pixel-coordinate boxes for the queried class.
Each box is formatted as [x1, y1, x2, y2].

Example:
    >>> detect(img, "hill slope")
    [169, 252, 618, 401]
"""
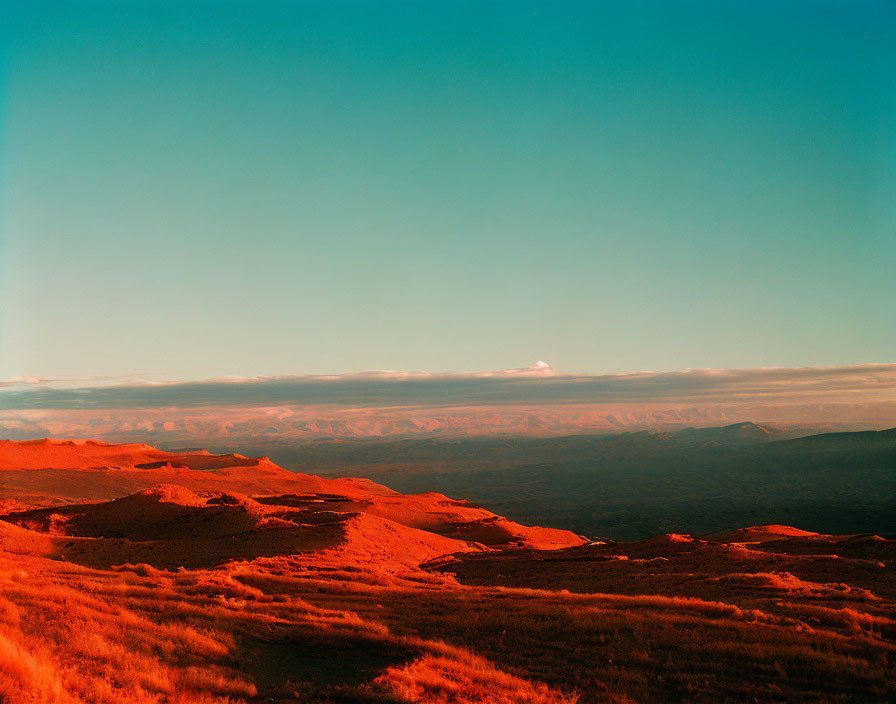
[0, 438, 585, 551]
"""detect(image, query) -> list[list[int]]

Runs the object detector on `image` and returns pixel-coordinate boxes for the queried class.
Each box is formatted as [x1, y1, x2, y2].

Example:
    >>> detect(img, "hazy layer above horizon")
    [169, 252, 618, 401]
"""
[1, 363, 894, 441]
[2, 363, 895, 410]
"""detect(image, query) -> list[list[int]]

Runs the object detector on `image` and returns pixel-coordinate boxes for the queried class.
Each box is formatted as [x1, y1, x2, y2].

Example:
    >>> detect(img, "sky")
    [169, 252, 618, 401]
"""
[1, 1, 894, 381]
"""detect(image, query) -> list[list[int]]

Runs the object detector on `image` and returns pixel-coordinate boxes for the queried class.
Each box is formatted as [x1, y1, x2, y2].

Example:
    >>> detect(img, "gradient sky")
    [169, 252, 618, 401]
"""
[1, 1, 894, 381]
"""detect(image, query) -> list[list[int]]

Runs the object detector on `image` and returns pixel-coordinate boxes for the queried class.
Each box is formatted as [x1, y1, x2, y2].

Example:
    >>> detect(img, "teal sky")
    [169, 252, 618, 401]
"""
[1, 1, 894, 380]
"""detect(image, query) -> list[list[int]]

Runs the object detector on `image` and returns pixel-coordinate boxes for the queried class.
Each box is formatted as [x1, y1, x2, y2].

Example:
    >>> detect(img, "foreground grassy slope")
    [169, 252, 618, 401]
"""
[2, 526, 893, 704]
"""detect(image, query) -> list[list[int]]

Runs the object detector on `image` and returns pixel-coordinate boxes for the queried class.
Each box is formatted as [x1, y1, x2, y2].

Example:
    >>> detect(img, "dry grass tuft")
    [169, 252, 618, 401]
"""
[377, 647, 579, 704]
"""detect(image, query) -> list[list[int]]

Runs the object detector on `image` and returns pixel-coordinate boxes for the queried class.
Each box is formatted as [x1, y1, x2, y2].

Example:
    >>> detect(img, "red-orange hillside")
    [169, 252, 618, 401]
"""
[0, 438, 585, 551]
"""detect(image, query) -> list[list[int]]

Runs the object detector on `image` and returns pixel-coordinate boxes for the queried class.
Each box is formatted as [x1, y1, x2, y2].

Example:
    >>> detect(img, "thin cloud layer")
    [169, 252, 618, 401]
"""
[1, 364, 893, 411]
